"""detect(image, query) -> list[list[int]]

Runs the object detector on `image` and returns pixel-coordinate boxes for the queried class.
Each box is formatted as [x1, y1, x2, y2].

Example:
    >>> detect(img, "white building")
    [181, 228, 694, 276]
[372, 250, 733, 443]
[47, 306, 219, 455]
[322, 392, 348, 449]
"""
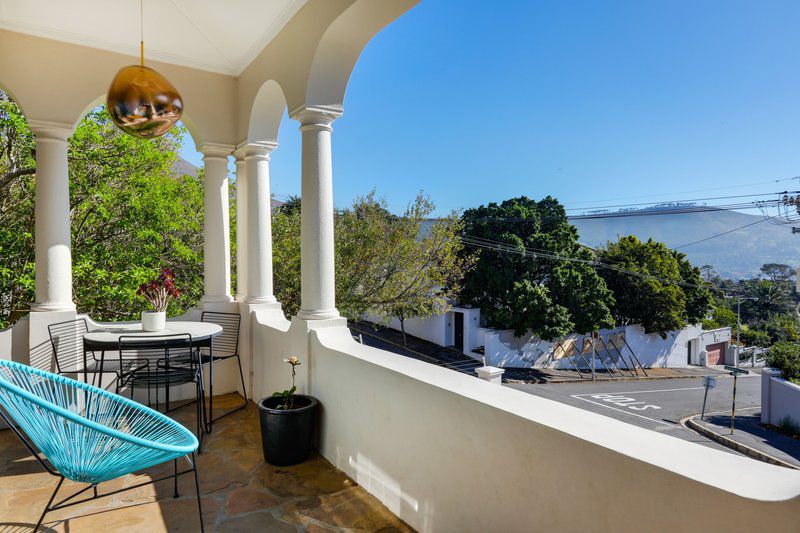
[366, 306, 482, 354]
[0, 2, 797, 530]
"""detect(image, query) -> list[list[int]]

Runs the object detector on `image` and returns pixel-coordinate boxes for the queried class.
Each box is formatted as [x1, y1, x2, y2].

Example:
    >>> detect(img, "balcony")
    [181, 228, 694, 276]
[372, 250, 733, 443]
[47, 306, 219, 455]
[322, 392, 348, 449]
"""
[0, 394, 409, 531]
[1, 1, 800, 532]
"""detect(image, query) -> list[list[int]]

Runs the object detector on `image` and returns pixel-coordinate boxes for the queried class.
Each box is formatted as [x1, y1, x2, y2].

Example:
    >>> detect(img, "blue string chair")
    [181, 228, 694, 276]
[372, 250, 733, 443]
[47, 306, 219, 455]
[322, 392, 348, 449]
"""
[0, 360, 203, 531]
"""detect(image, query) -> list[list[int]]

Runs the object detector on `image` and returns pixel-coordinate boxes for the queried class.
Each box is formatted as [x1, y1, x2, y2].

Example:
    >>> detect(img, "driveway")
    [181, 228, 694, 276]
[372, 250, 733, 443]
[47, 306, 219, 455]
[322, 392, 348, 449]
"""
[507, 374, 760, 453]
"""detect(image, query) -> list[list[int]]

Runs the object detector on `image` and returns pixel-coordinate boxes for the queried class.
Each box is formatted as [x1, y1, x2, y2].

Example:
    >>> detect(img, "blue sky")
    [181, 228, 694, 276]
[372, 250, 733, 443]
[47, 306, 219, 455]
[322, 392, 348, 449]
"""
[182, 0, 800, 216]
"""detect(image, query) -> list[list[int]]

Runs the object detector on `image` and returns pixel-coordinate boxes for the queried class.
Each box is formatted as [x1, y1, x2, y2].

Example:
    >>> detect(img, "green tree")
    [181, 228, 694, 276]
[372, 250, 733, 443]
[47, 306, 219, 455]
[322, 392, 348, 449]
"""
[767, 341, 800, 384]
[740, 279, 793, 323]
[0, 92, 205, 327]
[597, 236, 713, 337]
[272, 206, 302, 315]
[0, 92, 36, 324]
[760, 263, 794, 283]
[459, 196, 614, 339]
[278, 194, 301, 215]
[271, 192, 472, 345]
[702, 305, 737, 330]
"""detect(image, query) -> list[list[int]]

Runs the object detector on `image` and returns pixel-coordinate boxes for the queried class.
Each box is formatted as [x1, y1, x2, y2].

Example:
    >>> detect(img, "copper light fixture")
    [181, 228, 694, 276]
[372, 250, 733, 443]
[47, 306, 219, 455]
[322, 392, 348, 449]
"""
[106, 0, 183, 138]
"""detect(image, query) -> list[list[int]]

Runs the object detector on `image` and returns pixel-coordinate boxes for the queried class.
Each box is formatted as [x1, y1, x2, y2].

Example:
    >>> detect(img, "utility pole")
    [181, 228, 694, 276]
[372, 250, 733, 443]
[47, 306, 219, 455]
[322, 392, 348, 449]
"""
[734, 295, 756, 367]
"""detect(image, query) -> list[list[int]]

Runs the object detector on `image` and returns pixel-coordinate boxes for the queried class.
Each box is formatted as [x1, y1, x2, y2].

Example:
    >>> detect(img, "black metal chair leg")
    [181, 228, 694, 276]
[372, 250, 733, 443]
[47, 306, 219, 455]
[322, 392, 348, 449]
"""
[191, 452, 204, 533]
[36, 476, 64, 531]
[173, 459, 179, 498]
[195, 381, 204, 452]
[195, 356, 209, 435]
[208, 357, 214, 433]
[236, 354, 248, 404]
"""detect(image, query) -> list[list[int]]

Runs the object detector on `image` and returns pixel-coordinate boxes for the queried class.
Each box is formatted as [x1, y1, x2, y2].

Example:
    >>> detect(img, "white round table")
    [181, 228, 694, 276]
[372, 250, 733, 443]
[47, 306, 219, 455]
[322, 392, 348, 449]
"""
[83, 321, 222, 350]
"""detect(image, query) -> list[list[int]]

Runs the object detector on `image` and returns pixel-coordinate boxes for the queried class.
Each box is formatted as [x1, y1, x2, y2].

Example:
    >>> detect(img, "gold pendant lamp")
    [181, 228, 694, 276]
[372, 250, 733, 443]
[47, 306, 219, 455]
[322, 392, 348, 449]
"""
[106, 0, 183, 138]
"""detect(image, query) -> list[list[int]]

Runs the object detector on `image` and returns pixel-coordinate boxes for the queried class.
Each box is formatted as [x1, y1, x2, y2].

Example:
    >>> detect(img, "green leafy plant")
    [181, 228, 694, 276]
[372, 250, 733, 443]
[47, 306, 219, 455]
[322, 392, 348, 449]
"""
[272, 356, 301, 409]
[777, 416, 800, 439]
[766, 341, 800, 384]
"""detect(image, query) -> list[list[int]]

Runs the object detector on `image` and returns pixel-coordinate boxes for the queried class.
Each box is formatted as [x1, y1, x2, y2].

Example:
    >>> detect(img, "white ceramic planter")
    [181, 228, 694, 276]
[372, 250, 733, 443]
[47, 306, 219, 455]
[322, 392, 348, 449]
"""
[142, 311, 166, 332]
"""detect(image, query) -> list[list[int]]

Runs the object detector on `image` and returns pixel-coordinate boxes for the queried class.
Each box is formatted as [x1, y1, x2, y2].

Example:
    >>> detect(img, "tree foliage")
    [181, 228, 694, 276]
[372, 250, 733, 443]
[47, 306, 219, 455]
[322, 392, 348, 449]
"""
[272, 192, 472, 339]
[597, 236, 713, 337]
[459, 196, 614, 339]
[739, 279, 795, 323]
[760, 262, 794, 283]
[767, 341, 800, 384]
[0, 92, 204, 327]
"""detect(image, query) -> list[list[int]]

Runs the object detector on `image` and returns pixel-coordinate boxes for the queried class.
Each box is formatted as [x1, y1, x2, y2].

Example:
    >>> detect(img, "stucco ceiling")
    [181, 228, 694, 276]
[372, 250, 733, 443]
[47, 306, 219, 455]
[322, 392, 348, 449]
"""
[0, 0, 306, 75]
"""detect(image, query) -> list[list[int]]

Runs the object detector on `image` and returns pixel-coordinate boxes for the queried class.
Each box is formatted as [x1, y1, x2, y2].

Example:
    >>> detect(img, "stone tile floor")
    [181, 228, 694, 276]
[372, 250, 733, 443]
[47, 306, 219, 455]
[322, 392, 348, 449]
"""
[0, 394, 413, 532]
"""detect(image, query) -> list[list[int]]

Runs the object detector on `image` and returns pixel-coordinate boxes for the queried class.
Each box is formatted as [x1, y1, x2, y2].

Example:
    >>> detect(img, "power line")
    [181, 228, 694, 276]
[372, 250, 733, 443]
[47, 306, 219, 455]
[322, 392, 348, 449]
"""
[565, 190, 796, 212]
[568, 202, 776, 220]
[459, 234, 717, 291]
[562, 176, 800, 206]
[675, 215, 777, 249]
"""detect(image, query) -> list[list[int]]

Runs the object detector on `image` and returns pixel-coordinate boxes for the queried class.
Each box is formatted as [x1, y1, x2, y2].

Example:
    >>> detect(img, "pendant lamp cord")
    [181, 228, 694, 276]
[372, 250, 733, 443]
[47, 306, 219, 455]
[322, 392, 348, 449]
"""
[139, 0, 144, 66]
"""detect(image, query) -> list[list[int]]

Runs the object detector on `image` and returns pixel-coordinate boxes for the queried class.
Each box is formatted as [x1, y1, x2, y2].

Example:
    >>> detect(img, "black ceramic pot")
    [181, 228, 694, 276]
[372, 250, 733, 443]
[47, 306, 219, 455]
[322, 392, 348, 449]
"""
[257, 395, 318, 466]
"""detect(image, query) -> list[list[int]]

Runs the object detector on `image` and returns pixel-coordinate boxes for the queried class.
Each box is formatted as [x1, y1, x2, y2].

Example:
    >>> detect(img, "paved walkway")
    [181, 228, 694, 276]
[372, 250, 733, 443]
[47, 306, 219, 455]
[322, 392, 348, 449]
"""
[0, 394, 412, 532]
[349, 321, 482, 375]
[689, 412, 800, 469]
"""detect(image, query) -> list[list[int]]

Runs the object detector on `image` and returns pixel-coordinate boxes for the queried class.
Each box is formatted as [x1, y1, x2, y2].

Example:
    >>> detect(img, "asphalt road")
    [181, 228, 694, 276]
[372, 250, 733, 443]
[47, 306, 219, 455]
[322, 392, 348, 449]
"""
[507, 373, 761, 453]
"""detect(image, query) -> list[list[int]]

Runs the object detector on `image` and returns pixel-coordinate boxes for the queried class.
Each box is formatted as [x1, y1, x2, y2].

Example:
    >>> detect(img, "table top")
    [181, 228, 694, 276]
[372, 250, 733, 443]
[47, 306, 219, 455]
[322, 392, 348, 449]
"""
[83, 321, 223, 349]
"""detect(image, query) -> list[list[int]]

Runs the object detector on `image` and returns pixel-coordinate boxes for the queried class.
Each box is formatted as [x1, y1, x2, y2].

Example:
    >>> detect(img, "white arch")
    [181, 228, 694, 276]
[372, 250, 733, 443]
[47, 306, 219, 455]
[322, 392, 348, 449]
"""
[305, 0, 417, 109]
[0, 81, 29, 119]
[247, 80, 287, 144]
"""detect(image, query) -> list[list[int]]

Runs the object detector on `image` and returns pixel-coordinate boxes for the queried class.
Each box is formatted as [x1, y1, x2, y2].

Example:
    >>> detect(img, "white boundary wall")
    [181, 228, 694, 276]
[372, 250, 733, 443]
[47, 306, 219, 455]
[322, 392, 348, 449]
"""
[481, 324, 731, 369]
[761, 368, 800, 427]
[252, 315, 800, 532]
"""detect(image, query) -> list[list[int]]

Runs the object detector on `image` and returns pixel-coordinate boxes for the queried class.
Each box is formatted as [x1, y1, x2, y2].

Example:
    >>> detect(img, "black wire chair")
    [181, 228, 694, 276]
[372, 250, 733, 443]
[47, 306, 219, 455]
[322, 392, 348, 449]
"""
[117, 334, 205, 441]
[48, 318, 146, 390]
[198, 311, 246, 432]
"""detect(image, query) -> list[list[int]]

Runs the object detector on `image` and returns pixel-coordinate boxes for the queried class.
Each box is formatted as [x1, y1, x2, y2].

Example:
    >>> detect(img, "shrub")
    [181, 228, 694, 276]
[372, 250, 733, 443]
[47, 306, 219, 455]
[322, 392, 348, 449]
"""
[763, 313, 800, 344]
[766, 341, 800, 383]
[777, 416, 800, 438]
[739, 327, 770, 348]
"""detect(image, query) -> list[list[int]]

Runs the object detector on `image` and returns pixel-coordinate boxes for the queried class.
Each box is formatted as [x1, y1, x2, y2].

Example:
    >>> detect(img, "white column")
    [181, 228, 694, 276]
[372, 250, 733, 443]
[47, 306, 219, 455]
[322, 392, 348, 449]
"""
[199, 143, 234, 303]
[243, 142, 277, 304]
[291, 106, 341, 320]
[29, 121, 75, 312]
[233, 149, 248, 301]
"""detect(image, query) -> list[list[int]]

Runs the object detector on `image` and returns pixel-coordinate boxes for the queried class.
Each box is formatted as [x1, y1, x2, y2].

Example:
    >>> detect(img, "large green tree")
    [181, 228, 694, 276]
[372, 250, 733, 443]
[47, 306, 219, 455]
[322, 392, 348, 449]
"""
[272, 192, 471, 343]
[0, 91, 205, 327]
[597, 236, 713, 337]
[459, 196, 614, 339]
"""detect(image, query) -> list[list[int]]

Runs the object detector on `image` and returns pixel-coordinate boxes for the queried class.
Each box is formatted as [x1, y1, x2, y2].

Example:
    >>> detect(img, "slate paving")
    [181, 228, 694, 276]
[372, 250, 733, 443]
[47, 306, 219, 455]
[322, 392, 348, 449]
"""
[0, 394, 413, 532]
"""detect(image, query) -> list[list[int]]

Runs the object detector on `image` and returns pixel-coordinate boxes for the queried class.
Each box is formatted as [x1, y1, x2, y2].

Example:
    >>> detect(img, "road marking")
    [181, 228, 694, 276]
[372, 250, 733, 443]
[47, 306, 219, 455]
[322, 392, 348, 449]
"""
[571, 386, 704, 397]
[571, 395, 675, 427]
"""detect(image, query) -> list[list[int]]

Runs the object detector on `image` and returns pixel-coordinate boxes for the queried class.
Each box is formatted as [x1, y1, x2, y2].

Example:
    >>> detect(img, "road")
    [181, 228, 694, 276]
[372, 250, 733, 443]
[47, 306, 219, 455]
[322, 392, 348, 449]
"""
[507, 373, 760, 453]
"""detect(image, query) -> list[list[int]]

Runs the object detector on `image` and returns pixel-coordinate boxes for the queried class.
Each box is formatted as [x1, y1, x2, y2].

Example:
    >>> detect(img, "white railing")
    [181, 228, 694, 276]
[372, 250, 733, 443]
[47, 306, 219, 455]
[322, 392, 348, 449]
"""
[251, 313, 800, 532]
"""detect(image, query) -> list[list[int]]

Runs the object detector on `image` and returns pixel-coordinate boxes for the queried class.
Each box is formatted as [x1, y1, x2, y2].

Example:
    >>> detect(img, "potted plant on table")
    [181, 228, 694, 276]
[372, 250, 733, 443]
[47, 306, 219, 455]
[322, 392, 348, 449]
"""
[258, 356, 319, 466]
[136, 268, 181, 332]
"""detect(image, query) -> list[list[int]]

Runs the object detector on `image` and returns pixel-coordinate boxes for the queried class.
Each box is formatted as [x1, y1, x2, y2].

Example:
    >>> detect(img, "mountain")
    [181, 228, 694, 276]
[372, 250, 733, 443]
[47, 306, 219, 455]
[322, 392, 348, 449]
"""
[171, 158, 199, 178]
[572, 207, 800, 279]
